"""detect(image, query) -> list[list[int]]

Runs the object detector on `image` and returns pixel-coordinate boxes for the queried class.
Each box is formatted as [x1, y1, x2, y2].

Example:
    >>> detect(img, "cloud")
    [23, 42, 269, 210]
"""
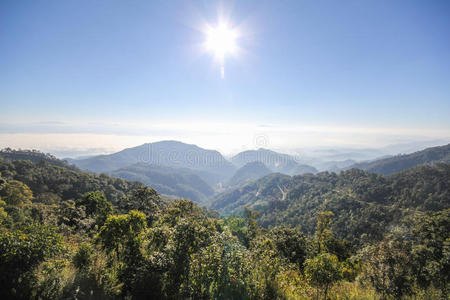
[0, 121, 448, 157]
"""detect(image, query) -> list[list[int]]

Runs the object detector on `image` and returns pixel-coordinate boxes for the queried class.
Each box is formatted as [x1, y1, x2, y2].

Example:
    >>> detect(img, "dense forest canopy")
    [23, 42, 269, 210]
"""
[0, 149, 449, 299]
[211, 164, 450, 245]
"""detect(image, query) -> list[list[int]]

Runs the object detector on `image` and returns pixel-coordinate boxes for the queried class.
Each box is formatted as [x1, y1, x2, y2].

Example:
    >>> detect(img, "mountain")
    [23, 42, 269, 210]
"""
[226, 161, 272, 188]
[0, 151, 145, 204]
[70, 141, 236, 183]
[231, 148, 318, 175]
[210, 163, 450, 244]
[110, 163, 214, 204]
[0, 148, 77, 170]
[348, 143, 450, 175]
[313, 159, 357, 172]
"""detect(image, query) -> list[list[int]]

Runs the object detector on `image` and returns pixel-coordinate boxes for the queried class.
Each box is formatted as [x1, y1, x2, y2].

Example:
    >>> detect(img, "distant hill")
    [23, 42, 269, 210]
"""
[349, 143, 450, 175]
[110, 163, 214, 204]
[0, 152, 144, 204]
[70, 141, 236, 183]
[210, 163, 450, 244]
[226, 161, 272, 188]
[0, 148, 77, 170]
[314, 159, 357, 172]
[231, 148, 317, 175]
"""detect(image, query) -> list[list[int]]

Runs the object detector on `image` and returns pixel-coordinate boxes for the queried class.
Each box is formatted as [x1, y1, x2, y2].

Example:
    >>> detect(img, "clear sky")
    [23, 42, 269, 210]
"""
[1, 0, 449, 156]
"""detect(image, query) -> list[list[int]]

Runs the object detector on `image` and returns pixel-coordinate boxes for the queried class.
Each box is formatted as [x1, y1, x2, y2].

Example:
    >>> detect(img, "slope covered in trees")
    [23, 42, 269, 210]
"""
[226, 161, 272, 188]
[0, 153, 144, 205]
[211, 164, 450, 245]
[0, 148, 77, 170]
[70, 141, 236, 183]
[0, 150, 448, 299]
[111, 163, 214, 204]
[349, 143, 450, 175]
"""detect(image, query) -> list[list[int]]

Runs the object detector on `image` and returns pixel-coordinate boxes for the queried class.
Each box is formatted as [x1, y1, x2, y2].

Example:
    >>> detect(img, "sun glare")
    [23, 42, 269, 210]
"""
[204, 23, 238, 78]
[205, 24, 237, 61]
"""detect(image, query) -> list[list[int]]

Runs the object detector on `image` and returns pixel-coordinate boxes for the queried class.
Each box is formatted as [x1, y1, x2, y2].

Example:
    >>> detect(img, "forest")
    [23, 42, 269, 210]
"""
[0, 150, 449, 299]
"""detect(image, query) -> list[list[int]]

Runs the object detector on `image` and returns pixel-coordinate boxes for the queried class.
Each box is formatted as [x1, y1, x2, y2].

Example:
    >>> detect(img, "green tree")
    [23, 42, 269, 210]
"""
[117, 186, 162, 224]
[361, 239, 413, 299]
[76, 191, 112, 226]
[304, 253, 342, 300]
[0, 179, 33, 207]
[97, 210, 148, 297]
[0, 223, 64, 299]
[243, 206, 259, 247]
[97, 210, 147, 257]
[410, 209, 450, 298]
[315, 211, 334, 254]
[270, 225, 308, 270]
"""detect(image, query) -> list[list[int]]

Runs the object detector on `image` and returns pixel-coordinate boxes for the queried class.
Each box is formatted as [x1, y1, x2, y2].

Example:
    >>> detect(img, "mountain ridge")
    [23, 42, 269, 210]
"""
[347, 143, 450, 175]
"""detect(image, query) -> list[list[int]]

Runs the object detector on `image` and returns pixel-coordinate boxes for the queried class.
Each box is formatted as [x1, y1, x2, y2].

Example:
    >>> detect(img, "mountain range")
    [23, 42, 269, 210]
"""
[347, 143, 450, 175]
[64, 141, 449, 202]
[230, 148, 318, 175]
[209, 163, 450, 244]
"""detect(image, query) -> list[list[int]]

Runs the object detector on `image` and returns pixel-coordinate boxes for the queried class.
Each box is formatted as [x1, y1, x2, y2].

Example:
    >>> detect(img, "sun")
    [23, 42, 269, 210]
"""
[205, 23, 238, 62]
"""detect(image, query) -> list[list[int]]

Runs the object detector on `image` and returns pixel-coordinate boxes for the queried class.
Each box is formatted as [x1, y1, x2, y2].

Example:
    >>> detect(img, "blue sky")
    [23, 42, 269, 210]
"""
[0, 0, 449, 155]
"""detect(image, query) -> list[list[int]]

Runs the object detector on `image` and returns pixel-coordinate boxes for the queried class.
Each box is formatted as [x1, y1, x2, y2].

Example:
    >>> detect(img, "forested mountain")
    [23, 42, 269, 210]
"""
[0, 148, 77, 170]
[226, 161, 272, 187]
[70, 141, 236, 183]
[110, 163, 214, 204]
[0, 154, 144, 205]
[231, 148, 318, 175]
[349, 143, 450, 175]
[0, 150, 449, 299]
[211, 164, 450, 245]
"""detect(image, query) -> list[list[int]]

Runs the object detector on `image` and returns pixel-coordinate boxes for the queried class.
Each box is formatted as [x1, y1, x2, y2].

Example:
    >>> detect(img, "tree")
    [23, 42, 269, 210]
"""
[0, 179, 33, 207]
[76, 191, 112, 226]
[243, 206, 260, 247]
[315, 211, 334, 254]
[0, 223, 64, 299]
[188, 232, 251, 299]
[304, 253, 342, 300]
[270, 225, 308, 270]
[117, 186, 162, 224]
[97, 210, 148, 297]
[97, 210, 147, 257]
[361, 239, 413, 299]
[410, 209, 450, 298]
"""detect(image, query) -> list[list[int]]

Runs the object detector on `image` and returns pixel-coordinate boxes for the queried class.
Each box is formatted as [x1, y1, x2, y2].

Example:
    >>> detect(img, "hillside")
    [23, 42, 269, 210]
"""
[349, 143, 450, 175]
[70, 141, 236, 183]
[210, 163, 450, 244]
[0, 154, 144, 204]
[231, 148, 318, 175]
[226, 161, 272, 187]
[0, 148, 77, 170]
[110, 163, 214, 204]
[0, 150, 449, 299]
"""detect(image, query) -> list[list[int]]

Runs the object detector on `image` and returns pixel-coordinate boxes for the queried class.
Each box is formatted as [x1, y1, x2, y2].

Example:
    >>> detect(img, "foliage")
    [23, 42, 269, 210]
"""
[0, 157, 143, 205]
[0, 152, 449, 299]
[0, 223, 64, 299]
[211, 164, 450, 246]
[360, 239, 413, 299]
[117, 186, 163, 224]
[304, 253, 342, 300]
[0, 179, 33, 207]
[76, 191, 113, 226]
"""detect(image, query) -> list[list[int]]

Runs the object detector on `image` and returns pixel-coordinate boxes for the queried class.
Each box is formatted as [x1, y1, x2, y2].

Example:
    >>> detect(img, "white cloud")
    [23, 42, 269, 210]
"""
[0, 121, 448, 157]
